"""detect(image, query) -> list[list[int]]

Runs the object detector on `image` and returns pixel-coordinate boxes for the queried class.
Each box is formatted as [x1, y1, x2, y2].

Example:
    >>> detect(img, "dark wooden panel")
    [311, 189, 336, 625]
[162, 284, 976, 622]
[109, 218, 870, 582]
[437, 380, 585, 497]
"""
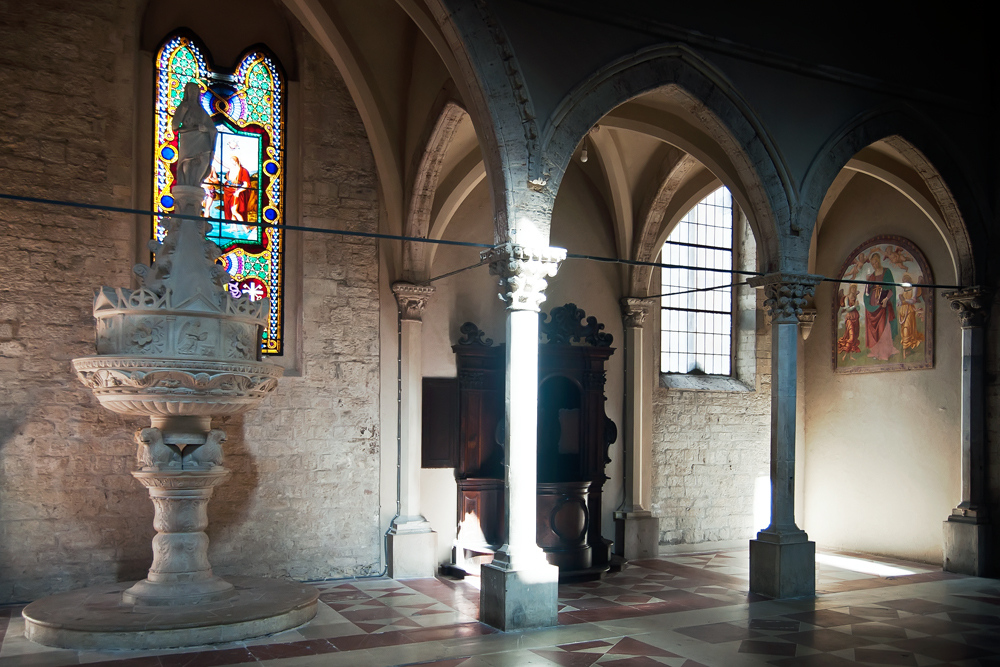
[422, 377, 458, 468]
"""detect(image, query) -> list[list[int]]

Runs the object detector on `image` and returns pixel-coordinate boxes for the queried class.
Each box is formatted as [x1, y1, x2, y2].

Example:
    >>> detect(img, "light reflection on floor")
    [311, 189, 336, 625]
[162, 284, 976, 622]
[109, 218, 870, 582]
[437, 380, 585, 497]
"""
[1, 548, 996, 667]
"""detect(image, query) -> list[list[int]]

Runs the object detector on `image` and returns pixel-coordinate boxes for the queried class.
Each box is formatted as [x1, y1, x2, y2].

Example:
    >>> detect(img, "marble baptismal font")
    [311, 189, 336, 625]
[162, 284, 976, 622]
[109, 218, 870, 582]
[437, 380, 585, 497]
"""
[21, 83, 317, 650]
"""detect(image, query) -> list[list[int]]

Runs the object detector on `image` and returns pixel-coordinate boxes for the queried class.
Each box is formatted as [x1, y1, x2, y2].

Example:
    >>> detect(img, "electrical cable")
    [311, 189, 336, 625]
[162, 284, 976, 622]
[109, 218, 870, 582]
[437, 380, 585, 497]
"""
[0, 192, 974, 292]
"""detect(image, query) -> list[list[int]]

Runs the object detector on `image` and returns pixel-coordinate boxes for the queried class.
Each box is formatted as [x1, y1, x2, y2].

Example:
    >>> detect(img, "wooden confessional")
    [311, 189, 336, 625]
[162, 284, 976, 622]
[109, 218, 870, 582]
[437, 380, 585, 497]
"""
[423, 304, 616, 581]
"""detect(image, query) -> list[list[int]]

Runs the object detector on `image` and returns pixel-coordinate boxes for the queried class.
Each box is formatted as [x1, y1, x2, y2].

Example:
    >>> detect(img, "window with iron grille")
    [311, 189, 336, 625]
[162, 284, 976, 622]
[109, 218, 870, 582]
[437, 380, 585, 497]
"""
[660, 186, 734, 375]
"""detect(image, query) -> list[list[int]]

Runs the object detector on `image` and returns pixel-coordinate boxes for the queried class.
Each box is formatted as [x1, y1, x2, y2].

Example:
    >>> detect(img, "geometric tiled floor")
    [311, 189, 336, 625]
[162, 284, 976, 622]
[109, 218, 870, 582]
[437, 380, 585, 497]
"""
[2, 548, 998, 666]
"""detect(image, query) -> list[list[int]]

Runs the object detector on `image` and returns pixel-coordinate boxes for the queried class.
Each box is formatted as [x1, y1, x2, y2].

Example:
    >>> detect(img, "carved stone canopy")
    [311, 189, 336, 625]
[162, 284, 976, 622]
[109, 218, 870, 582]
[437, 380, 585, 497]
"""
[944, 286, 992, 328]
[540, 303, 613, 347]
[480, 243, 566, 312]
[620, 298, 653, 329]
[392, 282, 435, 322]
[747, 272, 824, 323]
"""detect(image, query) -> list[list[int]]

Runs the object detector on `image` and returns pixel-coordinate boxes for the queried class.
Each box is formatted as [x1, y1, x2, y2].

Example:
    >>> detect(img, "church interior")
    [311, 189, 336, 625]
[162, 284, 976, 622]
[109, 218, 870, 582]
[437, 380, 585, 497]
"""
[1, 1, 998, 664]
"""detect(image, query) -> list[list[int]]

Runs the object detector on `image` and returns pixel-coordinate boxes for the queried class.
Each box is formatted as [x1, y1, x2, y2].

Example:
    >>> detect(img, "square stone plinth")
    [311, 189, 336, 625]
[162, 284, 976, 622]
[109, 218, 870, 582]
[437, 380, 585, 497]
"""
[614, 512, 659, 560]
[480, 561, 559, 631]
[749, 538, 815, 599]
[943, 518, 990, 576]
[387, 529, 437, 579]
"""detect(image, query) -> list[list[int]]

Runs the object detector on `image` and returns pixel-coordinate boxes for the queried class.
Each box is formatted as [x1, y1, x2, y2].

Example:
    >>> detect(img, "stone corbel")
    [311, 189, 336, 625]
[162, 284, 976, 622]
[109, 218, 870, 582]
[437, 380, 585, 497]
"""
[747, 272, 824, 324]
[798, 308, 818, 340]
[392, 282, 435, 322]
[481, 243, 566, 311]
[944, 286, 992, 329]
[620, 297, 653, 329]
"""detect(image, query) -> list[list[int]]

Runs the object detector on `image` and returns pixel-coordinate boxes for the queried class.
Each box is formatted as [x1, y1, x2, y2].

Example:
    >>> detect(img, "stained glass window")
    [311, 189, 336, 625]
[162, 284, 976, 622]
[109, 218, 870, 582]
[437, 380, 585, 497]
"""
[660, 187, 734, 375]
[154, 34, 285, 355]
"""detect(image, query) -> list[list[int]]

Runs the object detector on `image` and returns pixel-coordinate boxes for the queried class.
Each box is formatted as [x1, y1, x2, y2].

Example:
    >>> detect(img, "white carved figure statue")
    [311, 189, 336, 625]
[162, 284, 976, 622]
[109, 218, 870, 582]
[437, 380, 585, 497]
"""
[135, 427, 181, 470]
[172, 81, 218, 188]
[186, 429, 226, 468]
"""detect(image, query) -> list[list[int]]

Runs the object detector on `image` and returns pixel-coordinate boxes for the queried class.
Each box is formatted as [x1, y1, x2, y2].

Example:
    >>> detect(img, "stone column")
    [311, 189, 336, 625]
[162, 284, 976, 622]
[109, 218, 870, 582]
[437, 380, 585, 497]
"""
[479, 243, 565, 630]
[614, 298, 659, 560]
[387, 282, 437, 578]
[942, 286, 992, 576]
[746, 272, 822, 598]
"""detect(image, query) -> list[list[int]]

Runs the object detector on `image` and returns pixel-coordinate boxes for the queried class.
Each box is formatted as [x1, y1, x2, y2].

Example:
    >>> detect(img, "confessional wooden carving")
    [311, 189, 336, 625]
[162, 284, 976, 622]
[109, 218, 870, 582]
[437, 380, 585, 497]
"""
[443, 306, 616, 580]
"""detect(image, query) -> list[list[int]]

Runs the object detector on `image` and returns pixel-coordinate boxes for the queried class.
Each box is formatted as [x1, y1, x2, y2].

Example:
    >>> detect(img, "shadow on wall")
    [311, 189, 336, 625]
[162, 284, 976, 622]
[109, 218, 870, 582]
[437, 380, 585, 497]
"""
[206, 414, 258, 570]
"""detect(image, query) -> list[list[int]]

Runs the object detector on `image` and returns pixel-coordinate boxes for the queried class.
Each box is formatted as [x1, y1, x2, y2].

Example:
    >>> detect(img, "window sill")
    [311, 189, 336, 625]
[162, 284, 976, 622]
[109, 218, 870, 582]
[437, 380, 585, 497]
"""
[659, 374, 752, 392]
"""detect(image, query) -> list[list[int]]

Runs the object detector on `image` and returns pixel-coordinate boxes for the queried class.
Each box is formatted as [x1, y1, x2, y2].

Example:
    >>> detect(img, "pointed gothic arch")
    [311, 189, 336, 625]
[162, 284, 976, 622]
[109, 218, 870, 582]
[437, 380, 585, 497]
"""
[800, 107, 982, 285]
[541, 44, 790, 273]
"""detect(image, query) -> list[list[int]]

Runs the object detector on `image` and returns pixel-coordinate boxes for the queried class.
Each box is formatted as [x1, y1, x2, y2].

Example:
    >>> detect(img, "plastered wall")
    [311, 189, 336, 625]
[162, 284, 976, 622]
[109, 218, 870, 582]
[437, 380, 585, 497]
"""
[803, 174, 960, 564]
[0, 5, 383, 601]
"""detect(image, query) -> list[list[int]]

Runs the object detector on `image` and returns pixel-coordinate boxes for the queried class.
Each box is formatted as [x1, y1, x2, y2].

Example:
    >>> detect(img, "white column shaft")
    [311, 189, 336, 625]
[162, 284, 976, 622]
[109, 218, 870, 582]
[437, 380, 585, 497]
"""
[398, 317, 424, 522]
[501, 308, 545, 566]
[623, 323, 647, 511]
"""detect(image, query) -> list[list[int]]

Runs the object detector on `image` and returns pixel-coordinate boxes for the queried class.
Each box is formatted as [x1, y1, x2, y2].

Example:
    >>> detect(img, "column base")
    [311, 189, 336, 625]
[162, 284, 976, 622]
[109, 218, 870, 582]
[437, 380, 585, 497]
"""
[613, 511, 659, 560]
[480, 559, 559, 631]
[943, 518, 991, 577]
[387, 528, 438, 579]
[122, 575, 236, 606]
[749, 535, 815, 599]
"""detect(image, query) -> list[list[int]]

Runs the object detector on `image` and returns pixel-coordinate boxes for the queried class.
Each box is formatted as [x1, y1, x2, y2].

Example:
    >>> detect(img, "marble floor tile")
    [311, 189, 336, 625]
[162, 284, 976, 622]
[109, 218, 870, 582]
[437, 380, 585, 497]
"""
[3, 548, 999, 667]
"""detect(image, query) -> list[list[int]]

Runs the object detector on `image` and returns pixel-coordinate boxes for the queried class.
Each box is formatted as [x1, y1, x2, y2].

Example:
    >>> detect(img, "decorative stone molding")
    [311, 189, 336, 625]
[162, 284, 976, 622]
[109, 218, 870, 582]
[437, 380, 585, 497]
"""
[747, 273, 824, 323]
[798, 308, 818, 340]
[481, 243, 566, 311]
[944, 286, 992, 328]
[620, 298, 653, 329]
[392, 282, 435, 322]
[72, 357, 282, 418]
[540, 303, 613, 346]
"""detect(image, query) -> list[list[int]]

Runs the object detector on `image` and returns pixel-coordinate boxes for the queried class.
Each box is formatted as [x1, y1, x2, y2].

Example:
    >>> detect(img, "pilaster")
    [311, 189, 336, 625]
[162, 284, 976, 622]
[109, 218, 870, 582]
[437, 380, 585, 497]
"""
[478, 243, 564, 630]
[746, 272, 822, 598]
[614, 298, 659, 560]
[387, 282, 437, 579]
[942, 286, 992, 576]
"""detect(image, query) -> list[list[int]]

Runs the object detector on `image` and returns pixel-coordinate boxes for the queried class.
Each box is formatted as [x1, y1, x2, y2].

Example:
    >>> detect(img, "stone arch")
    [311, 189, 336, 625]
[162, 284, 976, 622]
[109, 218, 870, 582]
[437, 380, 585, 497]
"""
[799, 107, 982, 285]
[403, 99, 469, 281]
[422, 0, 550, 245]
[630, 150, 703, 295]
[541, 44, 790, 273]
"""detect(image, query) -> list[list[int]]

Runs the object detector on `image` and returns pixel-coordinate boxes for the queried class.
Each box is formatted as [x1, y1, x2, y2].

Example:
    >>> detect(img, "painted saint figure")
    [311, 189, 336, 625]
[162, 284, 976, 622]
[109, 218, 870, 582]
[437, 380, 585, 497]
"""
[837, 283, 861, 360]
[897, 273, 925, 356]
[223, 155, 252, 223]
[863, 252, 899, 360]
[171, 82, 217, 188]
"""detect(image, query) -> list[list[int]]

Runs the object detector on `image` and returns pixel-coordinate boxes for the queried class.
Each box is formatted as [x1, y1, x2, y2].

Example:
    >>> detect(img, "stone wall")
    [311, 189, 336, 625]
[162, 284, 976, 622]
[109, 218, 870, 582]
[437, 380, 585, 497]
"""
[209, 31, 382, 582]
[650, 213, 771, 546]
[0, 4, 382, 602]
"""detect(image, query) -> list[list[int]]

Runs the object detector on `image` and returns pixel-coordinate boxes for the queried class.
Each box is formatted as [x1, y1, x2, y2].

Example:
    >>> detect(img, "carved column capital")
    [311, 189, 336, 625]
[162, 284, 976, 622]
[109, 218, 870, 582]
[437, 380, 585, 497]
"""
[481, 243, 566, 312]
[620, 298, 653, 329]
[747, 272, 824, 323]
[392, 282, 435, 322]
[944, 286, 992, 329]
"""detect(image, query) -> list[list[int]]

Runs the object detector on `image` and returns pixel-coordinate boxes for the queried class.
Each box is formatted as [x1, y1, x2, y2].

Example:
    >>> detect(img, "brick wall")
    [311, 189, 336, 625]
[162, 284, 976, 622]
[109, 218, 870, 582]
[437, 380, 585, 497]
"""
[650, 213, 771, 546]
[0, 4, 382, 601]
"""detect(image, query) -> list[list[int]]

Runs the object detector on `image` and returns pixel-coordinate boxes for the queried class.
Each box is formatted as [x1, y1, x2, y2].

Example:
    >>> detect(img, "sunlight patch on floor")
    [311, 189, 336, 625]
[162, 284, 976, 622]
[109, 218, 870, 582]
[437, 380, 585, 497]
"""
[816, 553, 916, 577]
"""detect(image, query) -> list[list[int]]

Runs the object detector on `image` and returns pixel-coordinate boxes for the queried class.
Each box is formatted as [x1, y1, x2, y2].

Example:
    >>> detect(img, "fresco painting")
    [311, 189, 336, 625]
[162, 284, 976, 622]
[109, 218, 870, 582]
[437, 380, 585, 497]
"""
[833, 236, 933, 373]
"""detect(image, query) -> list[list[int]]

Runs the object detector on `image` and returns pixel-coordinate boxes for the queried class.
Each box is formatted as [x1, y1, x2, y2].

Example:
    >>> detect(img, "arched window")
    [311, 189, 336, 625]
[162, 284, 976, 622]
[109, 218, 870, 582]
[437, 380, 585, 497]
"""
[153, 33, 286, 355]
[660, 186, 734, 375]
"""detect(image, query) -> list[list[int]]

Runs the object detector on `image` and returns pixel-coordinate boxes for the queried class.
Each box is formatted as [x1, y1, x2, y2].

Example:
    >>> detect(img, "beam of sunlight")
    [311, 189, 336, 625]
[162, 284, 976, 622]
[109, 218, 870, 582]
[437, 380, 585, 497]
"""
[816, 553, 916, 577]
[753, 475, 770, 532]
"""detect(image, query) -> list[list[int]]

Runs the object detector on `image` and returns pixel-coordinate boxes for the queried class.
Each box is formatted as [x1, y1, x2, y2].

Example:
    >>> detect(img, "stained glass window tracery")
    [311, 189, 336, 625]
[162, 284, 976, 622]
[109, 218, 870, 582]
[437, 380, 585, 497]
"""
[154, 34, 285, 355]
